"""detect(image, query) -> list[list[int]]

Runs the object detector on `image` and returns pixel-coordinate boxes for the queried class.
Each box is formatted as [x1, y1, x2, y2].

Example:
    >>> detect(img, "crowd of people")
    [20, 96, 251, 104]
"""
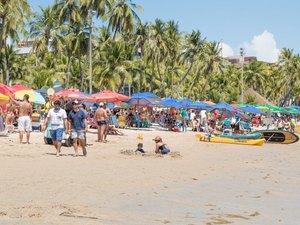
[0, 94, 171, 157]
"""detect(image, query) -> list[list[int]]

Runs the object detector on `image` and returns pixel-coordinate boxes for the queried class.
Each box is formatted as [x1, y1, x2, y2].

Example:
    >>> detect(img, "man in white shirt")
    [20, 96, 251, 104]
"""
[200, 109, 207, 126]
[43, 101, 68, 157]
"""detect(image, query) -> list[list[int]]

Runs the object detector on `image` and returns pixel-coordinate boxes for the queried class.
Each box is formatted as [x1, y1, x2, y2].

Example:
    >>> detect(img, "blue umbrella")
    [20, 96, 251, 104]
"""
[179, 98, 193, 106]
[156, 98, 186, 108]
[131, 92, 159, 98]
[210, 102, 236, 112]
[189, 101, 211, 109]
[239, 106, 265, 114]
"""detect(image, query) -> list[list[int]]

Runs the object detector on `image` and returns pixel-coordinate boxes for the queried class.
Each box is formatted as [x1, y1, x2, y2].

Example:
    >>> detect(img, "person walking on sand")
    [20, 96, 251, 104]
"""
[10, 94, 32, 144]
[94, 103, 108, 143]
[67, 101, 88, 157]
[42, 101, 68, 157]
[103, 102, 111, 143]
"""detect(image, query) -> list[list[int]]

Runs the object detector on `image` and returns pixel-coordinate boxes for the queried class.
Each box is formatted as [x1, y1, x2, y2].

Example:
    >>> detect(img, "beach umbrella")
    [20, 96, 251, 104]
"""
[128, 93, 160, 106]
[156, 98, 185, 108]
[239, 106, 265, 114]
[55, 88, 91, 100]
[90, 90, 129, 103]
[204, 100, 215, 105]
[14, 90, 45, 104]
[179, 98, 193, 107]
[0, 83, 13, 96]
[9, 84, 31, 93]
[189, 101, 211, 110]
[285, 108, 300, 115]
[210, 102, 236, 112]
[131, 92, 159, 98]
[0, 93, 9, 101]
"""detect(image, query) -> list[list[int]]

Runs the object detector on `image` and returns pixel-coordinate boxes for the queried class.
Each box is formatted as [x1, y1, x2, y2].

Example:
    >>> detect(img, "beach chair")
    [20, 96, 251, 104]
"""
[133, 113, 142, 128]
[118, 115, 126, 128]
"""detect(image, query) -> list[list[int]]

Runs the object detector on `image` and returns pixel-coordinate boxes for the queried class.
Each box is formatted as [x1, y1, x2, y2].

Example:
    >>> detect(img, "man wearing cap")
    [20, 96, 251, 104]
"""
[10, 94, 33, 144]
[94, 103, 108, 143]
[43, 101, 68, 157]
[67, 100, 88, 156]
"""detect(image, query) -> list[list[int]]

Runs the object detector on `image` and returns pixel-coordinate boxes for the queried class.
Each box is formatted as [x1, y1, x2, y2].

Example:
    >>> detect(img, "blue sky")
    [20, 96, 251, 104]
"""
[28, 0, 300, 62]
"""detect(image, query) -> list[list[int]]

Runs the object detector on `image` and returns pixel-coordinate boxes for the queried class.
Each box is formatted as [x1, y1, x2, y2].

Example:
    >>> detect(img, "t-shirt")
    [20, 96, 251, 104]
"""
[190, 112, 196, 120]
[200, 110, 207, 119]
[47, 108, 67, 130]
[68, 110, 87, 131]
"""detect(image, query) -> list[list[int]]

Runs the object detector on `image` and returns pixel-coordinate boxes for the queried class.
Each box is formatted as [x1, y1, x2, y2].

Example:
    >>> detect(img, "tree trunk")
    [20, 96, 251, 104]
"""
[178, 57, 194, 86]
[0, 17, 5, 83]
[199, 64, 213, 100]
[66, 53, 71, 89]
[78, 51, 84, 91]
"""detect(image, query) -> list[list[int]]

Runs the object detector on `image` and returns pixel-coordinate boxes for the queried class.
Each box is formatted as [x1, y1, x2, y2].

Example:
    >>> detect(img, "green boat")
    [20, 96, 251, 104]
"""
[219, 130, 263, 139]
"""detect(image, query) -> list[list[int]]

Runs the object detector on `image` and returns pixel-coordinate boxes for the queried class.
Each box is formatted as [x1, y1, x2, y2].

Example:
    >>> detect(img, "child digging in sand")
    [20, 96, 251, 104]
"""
[135, 143, 145, 153]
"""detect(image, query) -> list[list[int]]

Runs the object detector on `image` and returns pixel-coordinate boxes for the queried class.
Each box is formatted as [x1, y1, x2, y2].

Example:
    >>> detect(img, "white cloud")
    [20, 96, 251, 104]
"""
[220, 42, 234, 57]
[243, 30, 280, 63]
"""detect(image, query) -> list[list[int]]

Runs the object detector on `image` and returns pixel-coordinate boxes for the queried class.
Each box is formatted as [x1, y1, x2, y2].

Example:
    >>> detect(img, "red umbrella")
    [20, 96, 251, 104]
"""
[0, 83, 13, 96]
[9, 84, 31, 93]
[90, 90, 130, 103]
[55, 88, 91, 100]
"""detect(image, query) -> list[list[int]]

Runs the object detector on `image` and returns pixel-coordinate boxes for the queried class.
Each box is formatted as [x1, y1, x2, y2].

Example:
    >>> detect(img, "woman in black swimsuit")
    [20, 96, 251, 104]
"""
[153, 136, 170, 154]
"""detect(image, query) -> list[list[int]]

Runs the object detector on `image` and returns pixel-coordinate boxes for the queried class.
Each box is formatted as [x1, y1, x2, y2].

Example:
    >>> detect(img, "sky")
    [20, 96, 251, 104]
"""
[28, 0, 300, 63]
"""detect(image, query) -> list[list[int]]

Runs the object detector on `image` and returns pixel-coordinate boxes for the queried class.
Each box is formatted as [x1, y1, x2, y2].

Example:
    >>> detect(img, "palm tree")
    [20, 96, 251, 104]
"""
[106, 0, 143, 40]
[29, 6, 57, 62]
[81, 0, 112, 18]
[244, 60, 267, 95]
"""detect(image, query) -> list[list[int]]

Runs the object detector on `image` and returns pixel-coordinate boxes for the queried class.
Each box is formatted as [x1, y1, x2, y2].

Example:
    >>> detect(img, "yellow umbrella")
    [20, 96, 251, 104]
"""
[14, 90, 45, 104]
[0, 93, 9, 101]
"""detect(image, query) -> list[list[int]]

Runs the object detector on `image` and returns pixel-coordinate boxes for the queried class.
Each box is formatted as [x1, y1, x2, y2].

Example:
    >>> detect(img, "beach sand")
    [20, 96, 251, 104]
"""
[0, 129, 300, 224]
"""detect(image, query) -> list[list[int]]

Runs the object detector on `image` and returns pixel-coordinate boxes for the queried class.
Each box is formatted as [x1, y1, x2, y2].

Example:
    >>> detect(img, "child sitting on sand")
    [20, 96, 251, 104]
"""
[135, 143, 145, 153]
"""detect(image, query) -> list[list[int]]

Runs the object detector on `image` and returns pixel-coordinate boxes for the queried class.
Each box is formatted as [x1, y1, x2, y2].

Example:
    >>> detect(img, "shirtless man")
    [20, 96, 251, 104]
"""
[94, 103, 108, 143]
[10, 94, 32, 144]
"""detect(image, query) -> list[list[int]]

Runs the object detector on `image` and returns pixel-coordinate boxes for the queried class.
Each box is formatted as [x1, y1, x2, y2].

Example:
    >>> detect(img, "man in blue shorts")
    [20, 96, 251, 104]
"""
[43, 100, 68, 157]
[67, 100, 88, 157]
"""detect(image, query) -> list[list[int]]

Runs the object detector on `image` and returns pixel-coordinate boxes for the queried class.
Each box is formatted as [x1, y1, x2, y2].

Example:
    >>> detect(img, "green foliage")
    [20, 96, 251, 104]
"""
[0, 0, 300, 106]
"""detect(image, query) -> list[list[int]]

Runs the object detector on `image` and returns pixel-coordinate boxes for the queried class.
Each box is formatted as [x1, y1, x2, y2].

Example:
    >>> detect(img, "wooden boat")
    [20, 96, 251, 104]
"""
[198, 134, 265, 146]
[254, 130, 299, 144]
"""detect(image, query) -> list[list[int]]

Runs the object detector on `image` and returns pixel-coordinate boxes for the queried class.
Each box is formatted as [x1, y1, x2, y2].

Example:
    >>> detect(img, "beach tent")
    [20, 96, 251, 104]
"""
[239, 106, 265, 115]
[14, 90, 45, 104]
[179, 98, 193, 107]
[90, 90, 129, 103]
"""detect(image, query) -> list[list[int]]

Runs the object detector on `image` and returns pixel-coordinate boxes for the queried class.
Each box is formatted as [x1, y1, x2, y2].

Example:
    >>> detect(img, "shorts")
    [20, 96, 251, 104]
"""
[71, 130, 85, 140]
[18, 116, 32, 132]
[97, 120, 107, 126]
[50, 128, 64, 141]
[160, 148, 170, 155]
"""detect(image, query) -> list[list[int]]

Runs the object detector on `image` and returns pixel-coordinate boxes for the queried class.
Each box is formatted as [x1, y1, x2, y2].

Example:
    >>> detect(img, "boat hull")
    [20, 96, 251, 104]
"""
[199, 135, 265, 146]
[254, 130, 299, 144]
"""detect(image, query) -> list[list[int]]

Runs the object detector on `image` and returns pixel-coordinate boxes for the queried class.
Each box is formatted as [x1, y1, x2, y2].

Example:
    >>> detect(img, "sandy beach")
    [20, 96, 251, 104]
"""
[0, 129, 300, 225]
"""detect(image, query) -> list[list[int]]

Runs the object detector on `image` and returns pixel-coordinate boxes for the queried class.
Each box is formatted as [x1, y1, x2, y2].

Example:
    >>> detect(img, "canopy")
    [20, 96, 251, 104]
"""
[14, 90, 45, 104]
[210, 102, 236, 112]
[0, 93, 9, 101]
[156, 98, 185, 108]
[256, 104, 289, 114]
[179, 98, 193, 107]
[55, 88, 91, 100]
[90, 90, 129, 103]
[10, 84, 31, 93]
[239, 106, 265, 115]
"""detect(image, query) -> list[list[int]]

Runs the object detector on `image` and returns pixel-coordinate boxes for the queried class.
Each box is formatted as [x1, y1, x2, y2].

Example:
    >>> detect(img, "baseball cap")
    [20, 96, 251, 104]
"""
[73, 100, 79, 105]
[99, 102, 104, 107]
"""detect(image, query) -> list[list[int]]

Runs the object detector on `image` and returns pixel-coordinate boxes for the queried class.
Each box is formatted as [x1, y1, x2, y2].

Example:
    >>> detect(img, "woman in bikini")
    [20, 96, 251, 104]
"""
[153, 136, 170, 155]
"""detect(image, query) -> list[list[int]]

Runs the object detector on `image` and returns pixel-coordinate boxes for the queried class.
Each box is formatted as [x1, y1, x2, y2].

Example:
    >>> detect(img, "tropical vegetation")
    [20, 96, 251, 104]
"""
[0, 0, 300, 106]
